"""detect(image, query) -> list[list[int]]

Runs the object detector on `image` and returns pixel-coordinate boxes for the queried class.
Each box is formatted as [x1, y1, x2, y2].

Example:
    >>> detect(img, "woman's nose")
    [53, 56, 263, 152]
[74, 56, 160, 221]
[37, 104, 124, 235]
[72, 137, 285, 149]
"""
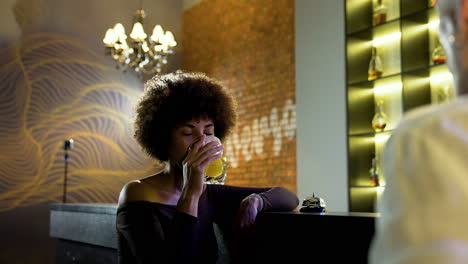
[193, 130, 204, 138]
[191, 133, 206, 146]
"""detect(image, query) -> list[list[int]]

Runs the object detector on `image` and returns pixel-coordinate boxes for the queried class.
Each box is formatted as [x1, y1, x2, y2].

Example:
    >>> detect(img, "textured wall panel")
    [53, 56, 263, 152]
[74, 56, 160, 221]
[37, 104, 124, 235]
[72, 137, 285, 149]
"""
[182, 0, 296, 191]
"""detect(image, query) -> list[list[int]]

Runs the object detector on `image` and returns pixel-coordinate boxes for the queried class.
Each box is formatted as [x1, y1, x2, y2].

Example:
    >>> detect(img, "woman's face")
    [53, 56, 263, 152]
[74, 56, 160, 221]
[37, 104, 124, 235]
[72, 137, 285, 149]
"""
[168, 118, 216, 166]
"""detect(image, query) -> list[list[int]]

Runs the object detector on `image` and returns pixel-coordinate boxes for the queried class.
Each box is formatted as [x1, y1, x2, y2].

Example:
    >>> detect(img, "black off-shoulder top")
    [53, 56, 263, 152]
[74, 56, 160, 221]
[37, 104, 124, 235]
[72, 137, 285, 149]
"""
[116, 184, 298, 264]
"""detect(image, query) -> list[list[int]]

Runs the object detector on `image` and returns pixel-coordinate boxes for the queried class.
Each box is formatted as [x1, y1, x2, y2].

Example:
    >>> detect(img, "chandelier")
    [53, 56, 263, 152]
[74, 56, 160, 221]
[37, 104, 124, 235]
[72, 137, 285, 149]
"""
[102, 8, 177, 77]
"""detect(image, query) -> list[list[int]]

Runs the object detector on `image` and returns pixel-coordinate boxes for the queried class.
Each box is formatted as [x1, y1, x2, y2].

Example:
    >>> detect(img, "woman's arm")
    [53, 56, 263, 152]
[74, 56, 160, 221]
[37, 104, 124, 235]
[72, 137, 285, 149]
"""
[209, 184, 298, 231]
[178, 134, 223, 217]
[255, 186, 300, 212]
[209, 185, 299, 214]
[208, 185, 299, 263]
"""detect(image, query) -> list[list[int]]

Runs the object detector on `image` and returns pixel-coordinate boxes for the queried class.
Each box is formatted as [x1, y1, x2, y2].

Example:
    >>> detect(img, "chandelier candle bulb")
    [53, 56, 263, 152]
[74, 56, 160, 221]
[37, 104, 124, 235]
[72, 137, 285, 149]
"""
[151, 25, 164, 42]
[103, 9, 177, 76]
[113, 23, 126, 39]
[165, 31, 177, 47]
[130, 22, 147, 42]
[103, 29, 117, 46]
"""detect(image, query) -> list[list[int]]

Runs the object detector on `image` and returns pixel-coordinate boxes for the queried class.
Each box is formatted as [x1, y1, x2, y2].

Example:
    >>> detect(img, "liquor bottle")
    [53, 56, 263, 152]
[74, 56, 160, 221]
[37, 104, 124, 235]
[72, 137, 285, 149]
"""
[369, 155, 380, 186]
[368, 47, 383, 81]
[431, 40, 446, 65]
[437, 84, 453, 104]
[430, 0, 437, 7]
[372, 100, 388, 132]
[373, 0, 387, 26]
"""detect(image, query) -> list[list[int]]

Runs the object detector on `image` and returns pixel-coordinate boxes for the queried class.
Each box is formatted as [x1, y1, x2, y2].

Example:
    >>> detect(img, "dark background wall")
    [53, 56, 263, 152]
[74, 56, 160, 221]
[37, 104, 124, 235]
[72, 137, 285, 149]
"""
[0, 0, 296, 262]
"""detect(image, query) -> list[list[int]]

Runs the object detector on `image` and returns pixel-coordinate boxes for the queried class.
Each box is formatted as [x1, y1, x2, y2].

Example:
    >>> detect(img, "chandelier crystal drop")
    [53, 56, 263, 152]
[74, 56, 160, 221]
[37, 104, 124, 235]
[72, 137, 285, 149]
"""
[102, 8, 177, 77]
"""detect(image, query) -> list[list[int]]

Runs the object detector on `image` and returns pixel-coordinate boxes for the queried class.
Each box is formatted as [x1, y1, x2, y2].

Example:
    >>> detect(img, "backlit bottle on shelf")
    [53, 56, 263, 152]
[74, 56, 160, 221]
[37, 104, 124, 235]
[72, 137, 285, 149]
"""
[431, 40, 446, 65]
[372, 100, 388, 132]
[369, 155, 380, 187]
[437, 84, 454, 104]
[368, 47, 383, 81]
[373, 0, 387, 26]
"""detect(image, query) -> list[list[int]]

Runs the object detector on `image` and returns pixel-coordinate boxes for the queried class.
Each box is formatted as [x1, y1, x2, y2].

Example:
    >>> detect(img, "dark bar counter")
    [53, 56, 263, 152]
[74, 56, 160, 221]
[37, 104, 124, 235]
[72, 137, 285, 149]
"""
[255, 211, 378, 263]
[49, 203, 118, 264]
[50, 203, 378, 264]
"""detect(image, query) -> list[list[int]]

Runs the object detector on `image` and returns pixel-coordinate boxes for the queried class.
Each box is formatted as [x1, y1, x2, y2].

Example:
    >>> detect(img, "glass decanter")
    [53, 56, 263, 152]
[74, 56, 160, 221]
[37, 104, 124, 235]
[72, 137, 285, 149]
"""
[431, 40, 446, 65]
[437, 84, 454, 104]
[373, 0, 387, 26]
[369, 155, 380, 187]
[368, 47, 383, 81]
[372, 100, 388, 132]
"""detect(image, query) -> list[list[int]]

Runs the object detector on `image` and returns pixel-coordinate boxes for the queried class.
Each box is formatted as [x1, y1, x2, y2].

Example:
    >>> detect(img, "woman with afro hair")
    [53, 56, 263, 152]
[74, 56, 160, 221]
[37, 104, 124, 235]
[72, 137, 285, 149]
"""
[116, 71, 299, 264]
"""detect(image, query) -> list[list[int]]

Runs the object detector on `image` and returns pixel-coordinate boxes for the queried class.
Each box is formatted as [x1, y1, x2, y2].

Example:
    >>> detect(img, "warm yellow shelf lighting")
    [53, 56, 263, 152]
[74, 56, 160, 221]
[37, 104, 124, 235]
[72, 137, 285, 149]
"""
[430, 70, 453, 86]
[428, 19, 440, 32]
[374, 81, 402, 97]
[374, 132, 390, 146]
[374, 132, 390, 159]
[376, 186, 385, 198]
[347, 0, 368, 15]
[372, 31, 401, 47]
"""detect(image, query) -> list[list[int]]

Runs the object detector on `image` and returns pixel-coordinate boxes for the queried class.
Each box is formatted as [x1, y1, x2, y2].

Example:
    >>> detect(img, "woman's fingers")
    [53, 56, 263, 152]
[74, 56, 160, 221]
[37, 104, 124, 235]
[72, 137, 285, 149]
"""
[233, 199, 258, 231]
[199, 141, 223, 156]
[183, 135, 206, 163]
[199, 150, 223, 168]
[185, 138, 222, 165]
[190, 134, 206, 152]
[199, 139, 222, 153]
[189, 144, 223, 169]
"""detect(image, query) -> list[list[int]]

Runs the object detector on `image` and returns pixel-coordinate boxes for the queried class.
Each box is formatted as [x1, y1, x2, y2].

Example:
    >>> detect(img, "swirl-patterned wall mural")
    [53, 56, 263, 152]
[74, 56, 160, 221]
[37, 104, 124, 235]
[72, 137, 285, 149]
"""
[0, 33, 163, 211]
[0, 0, 182, 212]
[0, 0, 181, 262]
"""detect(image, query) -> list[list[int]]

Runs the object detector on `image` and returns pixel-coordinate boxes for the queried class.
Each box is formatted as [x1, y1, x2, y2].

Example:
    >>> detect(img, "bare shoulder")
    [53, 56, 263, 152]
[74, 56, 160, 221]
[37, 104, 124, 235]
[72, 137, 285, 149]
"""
[117, 173, 177, 206]
[118, 180, 154, 205]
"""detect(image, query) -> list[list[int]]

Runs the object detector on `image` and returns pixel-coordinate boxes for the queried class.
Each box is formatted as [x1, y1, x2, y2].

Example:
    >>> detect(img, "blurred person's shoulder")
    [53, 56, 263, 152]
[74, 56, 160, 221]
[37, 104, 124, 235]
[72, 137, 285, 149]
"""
[392, 95, 468, 140]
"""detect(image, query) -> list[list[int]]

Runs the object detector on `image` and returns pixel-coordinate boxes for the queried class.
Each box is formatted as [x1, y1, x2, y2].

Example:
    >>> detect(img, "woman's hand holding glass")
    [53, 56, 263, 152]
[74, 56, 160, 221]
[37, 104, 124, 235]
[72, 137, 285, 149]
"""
[182, 135, 224, 197]
[204, 136, 228, 184]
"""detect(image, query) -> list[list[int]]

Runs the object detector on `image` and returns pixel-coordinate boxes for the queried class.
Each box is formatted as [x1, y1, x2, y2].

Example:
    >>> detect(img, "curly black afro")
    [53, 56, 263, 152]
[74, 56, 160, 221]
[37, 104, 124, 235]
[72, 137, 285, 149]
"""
[134, 71, 237, 161]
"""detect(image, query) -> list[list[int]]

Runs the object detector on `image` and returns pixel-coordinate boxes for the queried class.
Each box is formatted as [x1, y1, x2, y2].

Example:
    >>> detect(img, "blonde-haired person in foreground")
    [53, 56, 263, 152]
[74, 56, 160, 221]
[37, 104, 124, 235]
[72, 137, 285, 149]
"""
[369, 0, 468, 263]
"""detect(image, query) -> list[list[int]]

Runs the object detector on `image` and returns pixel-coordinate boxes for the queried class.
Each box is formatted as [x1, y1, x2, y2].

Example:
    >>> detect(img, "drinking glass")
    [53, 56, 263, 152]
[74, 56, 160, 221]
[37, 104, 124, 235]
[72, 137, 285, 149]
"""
[204, 137, 227, 184]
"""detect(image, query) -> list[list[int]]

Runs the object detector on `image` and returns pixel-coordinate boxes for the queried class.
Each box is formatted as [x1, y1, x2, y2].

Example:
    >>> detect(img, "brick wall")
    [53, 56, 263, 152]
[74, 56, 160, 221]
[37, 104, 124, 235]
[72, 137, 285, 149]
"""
[182, 0, 296, 192]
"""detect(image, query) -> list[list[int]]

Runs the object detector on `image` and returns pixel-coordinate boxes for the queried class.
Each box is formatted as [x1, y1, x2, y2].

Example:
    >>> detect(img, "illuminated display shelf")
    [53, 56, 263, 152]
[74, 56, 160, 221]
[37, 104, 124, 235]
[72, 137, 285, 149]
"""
[347, 6, 434, 36]
[349, 129, 394, 137]
[345, 0, 454, 213]
[348, 63, 448, 87]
